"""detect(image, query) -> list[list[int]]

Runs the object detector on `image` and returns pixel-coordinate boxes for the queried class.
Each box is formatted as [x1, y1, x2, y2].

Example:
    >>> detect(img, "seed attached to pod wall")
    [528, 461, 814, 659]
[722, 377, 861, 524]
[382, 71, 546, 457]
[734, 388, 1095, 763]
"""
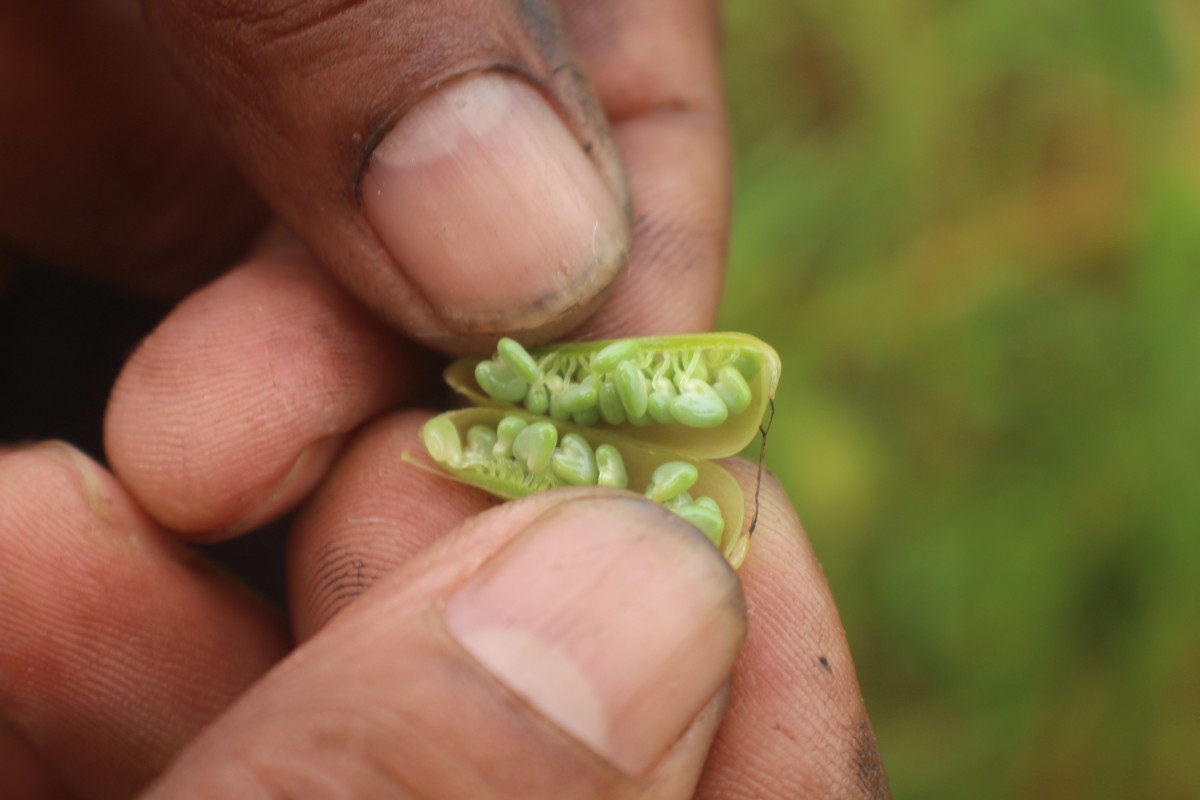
[420, 408, 748, 563]
[445, 332, 780, 459]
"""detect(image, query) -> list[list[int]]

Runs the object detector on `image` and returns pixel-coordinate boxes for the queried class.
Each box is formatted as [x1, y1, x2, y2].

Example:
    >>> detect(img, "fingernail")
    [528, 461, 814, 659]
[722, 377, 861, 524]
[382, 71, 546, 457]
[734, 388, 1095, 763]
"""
[216, 435, 344, 539]
[363, 74, 629, 334]
[33, 441, 141, 529]
[444, 497, 745, 775]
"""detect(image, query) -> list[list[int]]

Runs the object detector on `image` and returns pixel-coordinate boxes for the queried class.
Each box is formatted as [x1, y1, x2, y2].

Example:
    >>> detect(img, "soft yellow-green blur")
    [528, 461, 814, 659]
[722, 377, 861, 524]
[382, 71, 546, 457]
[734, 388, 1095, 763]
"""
[721, 2, 1200, 797]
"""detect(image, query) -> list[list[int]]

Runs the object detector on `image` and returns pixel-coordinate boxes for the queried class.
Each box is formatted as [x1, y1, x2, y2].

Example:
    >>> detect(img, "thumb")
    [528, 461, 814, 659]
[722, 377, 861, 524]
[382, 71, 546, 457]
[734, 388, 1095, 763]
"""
[144, 495, 745, 799]
[143, 0, 630, 352]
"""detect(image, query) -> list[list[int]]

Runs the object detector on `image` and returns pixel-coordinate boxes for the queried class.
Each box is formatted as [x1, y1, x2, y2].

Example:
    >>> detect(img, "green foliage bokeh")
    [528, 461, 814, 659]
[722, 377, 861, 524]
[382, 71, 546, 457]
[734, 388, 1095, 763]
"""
[719, 2, 1200, 797]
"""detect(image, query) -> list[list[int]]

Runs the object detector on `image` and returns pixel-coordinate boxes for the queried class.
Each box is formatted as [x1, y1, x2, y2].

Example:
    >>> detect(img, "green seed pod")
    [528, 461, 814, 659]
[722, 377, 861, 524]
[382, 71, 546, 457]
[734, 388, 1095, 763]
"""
[446, 333, 780, 458]
[475, 360, 528, 404]
[419, 408, 748, 566]
[496, 337, 541, 384]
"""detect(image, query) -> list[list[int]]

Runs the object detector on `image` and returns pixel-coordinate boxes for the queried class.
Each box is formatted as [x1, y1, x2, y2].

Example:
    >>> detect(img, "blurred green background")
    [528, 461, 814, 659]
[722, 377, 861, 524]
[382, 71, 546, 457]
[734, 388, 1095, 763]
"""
[719, 1, 1200, 797]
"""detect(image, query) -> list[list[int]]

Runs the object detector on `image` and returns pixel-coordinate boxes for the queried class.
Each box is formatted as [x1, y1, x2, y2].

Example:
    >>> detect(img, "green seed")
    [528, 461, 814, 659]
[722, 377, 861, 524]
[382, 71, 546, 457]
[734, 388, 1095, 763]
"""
[675, 497, 725, 546]
[595, 444, 628, 489]
[512, 421, 558, 474]
[551, 433, 598, 486]
[590, 339, 639, 373]
[675, 355, 710, 389]
[493, 416, 528, 459]
[475, 360, 529, 403]
[652, 374, 678, 398]
[572, 407, 599, 427]
[421, 416, 462, 466]
[597, 381, 626, 425]
[548, 394, 571, 420]
[614, 360, 649, 418]
[648, 391, 675, 424]
[669, 380, 729, 428]
[466, 425, 497, 458]
[713, 365, 752, 415]
[558, 376, 599, 414]
[664, 490, 694, 510]
[497, 337, 541, 384]
[524, 383, 549, 415]
[645, 460, 698, 502]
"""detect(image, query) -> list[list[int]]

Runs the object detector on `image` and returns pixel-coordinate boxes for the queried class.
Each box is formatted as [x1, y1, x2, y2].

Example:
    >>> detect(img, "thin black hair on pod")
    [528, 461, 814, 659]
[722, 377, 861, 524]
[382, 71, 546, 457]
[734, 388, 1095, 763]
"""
[748, 397, 775, 536]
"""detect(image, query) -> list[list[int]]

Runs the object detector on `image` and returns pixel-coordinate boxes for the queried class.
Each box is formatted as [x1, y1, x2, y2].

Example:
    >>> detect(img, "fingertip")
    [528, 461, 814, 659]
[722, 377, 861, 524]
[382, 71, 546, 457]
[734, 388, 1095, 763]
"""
[104, 240, 417, 536]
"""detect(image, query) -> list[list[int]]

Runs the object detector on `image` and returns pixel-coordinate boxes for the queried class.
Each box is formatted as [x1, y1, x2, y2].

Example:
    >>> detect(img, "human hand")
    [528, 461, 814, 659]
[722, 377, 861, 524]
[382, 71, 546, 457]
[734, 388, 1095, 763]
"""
[1, 0, 888, 796]
[1, 422, 887, 798]
[1, 0, 729, 349]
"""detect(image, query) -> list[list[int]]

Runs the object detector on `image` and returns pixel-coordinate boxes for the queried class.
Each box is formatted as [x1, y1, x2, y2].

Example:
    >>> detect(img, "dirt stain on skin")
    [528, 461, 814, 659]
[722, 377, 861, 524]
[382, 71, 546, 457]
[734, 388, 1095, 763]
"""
[853, 718, 891, 799]
[772, 722, 799, 744]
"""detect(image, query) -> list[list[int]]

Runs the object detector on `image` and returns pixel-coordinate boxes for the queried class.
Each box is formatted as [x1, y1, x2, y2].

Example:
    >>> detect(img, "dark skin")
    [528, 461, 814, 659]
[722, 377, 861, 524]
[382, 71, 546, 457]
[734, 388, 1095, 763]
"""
[0, 1, 890, 797]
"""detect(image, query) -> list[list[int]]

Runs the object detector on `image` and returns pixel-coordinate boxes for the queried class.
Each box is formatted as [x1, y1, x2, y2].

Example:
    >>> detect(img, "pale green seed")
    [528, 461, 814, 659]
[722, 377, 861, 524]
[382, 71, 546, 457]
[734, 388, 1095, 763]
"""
[558, 376, 599, 414]
[648, 391, 675, 424]
[496, 337, 541, 384]
[670, 379, 729, 428]
[572, 407, 599, 427]
[674, 355, 710, 390]
[595, 444, 628, 489]
[421, 416, 462, 466]
[728, 349, 760, 381]
[645, 461, 698, 502]
[614, 360, 649, 418]
[475, 360, 529, 403]
[713, 365, 752, 415]
[493, 416, 528, 459]
[550, 433, 598, 486]
[675, 497, 725, 546]
[524, 383, 549, 415]
[466, 425, 497, 458]
[590, 339, 639, 373]
[548, 394, 572, 420]
[664, 491, 694, 511]
[652, 374, 678, 398]
[512, 421, 558, 474]
[597, 381, 626, 425]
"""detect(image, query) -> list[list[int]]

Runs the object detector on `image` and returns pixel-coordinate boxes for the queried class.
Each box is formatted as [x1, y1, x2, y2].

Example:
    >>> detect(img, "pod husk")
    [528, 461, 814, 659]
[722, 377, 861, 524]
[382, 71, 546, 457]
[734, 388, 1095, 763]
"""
[422, 408, 750, 567]
[444, 333, 781, 459]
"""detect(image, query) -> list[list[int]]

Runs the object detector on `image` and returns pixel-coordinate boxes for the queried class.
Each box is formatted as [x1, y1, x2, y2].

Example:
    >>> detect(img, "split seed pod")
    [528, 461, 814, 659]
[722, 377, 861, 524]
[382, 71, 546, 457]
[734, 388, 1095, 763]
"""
[421, 408, 751, 566]
[445, 333, 781, 459]
[426, 333, 781, 569]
